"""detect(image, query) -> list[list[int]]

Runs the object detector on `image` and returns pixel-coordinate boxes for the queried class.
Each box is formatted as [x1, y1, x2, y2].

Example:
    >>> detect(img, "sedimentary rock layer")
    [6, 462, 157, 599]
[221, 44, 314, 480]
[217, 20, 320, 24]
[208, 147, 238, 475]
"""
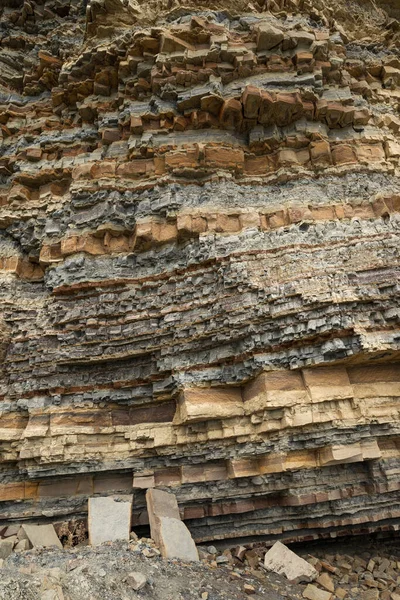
[0, 0, 399, 542]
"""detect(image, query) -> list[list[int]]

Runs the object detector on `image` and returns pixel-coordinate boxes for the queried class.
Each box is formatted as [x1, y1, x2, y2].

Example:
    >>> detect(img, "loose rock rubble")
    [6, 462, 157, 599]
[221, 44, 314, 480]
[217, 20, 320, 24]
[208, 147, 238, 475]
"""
[1, 532, 400, 600]
[0, 523, 63, 559]
[0, 536, 304, 600]
[296, 543, 400, 600]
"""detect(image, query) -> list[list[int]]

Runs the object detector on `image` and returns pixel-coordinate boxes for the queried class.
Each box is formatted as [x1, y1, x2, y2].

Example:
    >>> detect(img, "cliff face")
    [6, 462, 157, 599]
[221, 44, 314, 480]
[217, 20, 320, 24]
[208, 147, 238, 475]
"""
[0, 0, 399, 543]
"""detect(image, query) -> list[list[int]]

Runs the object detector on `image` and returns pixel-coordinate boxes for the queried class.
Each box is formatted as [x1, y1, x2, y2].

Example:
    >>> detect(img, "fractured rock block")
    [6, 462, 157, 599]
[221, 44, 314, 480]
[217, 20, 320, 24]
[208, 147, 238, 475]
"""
[302, 367, 353, 403]
[0, 539, 14, 559]
[146, 489, 198, 561]
[157, 518, 199, 562]
[146, 488, 180, 520]
[331, 144, 357, 165]
[178, 387, 244, 423]
[219, 99, 243, 130]
[310, 140, 332, 167]
[303, 584, 332, 600]
[264, 541, 318, 583]
[14, 539, 31, 551]
[319, 444, 363, 466]
[88, 495, 133, 546]
[242, 86, 262, 119]
[21, 524, 62, 549]
[3, 525, 19, 537]
[256, 23, 284, 51]
[228, 458, 259, 478]
[243, 370, 307, 412]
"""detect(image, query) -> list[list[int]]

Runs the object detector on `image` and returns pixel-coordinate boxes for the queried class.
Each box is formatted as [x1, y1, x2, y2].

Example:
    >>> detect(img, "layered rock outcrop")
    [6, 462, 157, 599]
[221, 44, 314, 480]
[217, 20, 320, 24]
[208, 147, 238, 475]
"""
[0, 0, 399, 543]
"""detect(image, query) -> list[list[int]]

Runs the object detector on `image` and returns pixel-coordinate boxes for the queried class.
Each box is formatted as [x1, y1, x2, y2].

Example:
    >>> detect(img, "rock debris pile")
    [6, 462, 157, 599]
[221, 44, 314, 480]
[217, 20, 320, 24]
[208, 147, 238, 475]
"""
[1, 532, 400, 600]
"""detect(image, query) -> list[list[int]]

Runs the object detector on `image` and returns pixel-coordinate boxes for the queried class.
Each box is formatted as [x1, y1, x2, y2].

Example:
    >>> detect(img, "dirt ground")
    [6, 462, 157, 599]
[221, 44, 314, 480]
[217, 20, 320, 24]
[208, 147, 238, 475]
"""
[0, 537, 304, 600]
[2, 535, 400, 600]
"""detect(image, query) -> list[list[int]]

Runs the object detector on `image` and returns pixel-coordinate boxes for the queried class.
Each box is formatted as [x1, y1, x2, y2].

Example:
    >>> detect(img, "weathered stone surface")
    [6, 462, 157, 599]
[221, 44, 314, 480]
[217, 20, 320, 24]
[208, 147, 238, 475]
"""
[256, 23, 284, 51]
[303, 585, 332, 600]
[88, 496, 133, 546]
[264, 542, 318, 583]
[14, 539, 31, 551]
[20, 525, 62, 549]
[147, 490, 198, 561]
[126, 571, 147, 590]
[158, 517, 199, 562]
[0, 539, 14, 559]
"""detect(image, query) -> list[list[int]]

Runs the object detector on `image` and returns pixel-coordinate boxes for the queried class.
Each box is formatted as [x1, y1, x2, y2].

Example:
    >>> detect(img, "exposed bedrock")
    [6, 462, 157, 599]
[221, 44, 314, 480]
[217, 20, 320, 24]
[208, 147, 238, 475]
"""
[0, 0, 399, 543]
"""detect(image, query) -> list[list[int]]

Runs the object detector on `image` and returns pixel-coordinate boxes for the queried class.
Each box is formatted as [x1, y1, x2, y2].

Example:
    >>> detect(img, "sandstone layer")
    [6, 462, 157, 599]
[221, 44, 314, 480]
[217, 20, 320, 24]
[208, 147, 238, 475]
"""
[0, 0, 399, 543]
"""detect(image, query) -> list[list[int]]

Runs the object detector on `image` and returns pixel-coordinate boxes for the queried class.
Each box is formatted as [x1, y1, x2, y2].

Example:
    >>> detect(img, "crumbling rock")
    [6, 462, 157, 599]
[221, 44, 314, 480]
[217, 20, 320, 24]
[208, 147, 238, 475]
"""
[0, 0, 399, 548]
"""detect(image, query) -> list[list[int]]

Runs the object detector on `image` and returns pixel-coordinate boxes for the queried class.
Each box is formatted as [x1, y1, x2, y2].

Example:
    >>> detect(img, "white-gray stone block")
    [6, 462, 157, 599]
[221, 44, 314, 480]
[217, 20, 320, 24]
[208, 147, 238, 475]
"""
[158, 517, 199, 562]
[264, 541, 318, 583]
[88, 495, 133, 546]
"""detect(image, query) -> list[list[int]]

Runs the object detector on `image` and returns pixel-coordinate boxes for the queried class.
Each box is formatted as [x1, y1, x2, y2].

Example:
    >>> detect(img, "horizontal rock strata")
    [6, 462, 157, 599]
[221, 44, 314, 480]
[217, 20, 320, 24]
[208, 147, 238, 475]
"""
[0, 0, 399, 543]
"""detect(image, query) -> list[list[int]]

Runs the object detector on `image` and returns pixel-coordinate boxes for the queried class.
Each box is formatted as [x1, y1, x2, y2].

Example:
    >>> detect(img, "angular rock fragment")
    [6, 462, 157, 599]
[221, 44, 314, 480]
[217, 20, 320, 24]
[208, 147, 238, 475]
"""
[256, 23, 284, 51]
[3, 525, 19, 538]
[14, 539, 31, 551]
[0, 539, 14, 559]
[21, 525, 62, 550]
[264, 542, 318, 583]
[146, 489, 198, 561]
[303, 585, 332, 600]
[317, 572, 334, 592]
[127, 571, 147, 590]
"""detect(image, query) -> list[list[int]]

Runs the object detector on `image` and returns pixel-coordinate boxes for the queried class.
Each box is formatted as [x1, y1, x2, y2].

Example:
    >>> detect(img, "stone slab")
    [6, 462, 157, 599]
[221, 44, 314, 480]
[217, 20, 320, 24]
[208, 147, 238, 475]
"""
[3, 525, 19, 538]
[146, 489, 198, 561]
[0, 539, 14, 559]
[88, 495, 133, 546]
[21, 524, 62, 549]
[264, 541, 318, 583]
[158, 517, 199, 562]
[146, 488, 180, 522]
[303, 584, 333, 600]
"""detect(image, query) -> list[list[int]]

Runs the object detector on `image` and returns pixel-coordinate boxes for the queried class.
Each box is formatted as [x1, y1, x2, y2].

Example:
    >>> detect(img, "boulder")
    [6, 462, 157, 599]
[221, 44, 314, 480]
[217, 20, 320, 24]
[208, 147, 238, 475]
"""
[127, 571, 147, 590]
[146, 489, 199, 561]
[264, 541, 318, 583]
[88, 495, 133, 546]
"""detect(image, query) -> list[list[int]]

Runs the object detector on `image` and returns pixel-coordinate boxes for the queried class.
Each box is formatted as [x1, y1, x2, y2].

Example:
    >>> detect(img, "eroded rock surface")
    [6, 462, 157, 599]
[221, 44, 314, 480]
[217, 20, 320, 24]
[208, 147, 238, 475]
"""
[0, 0, 399, 544]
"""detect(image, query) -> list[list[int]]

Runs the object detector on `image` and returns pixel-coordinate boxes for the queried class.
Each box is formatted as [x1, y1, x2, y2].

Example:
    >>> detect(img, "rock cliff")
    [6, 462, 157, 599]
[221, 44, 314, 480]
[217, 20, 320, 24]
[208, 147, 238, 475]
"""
[0, 0, 399, 543]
